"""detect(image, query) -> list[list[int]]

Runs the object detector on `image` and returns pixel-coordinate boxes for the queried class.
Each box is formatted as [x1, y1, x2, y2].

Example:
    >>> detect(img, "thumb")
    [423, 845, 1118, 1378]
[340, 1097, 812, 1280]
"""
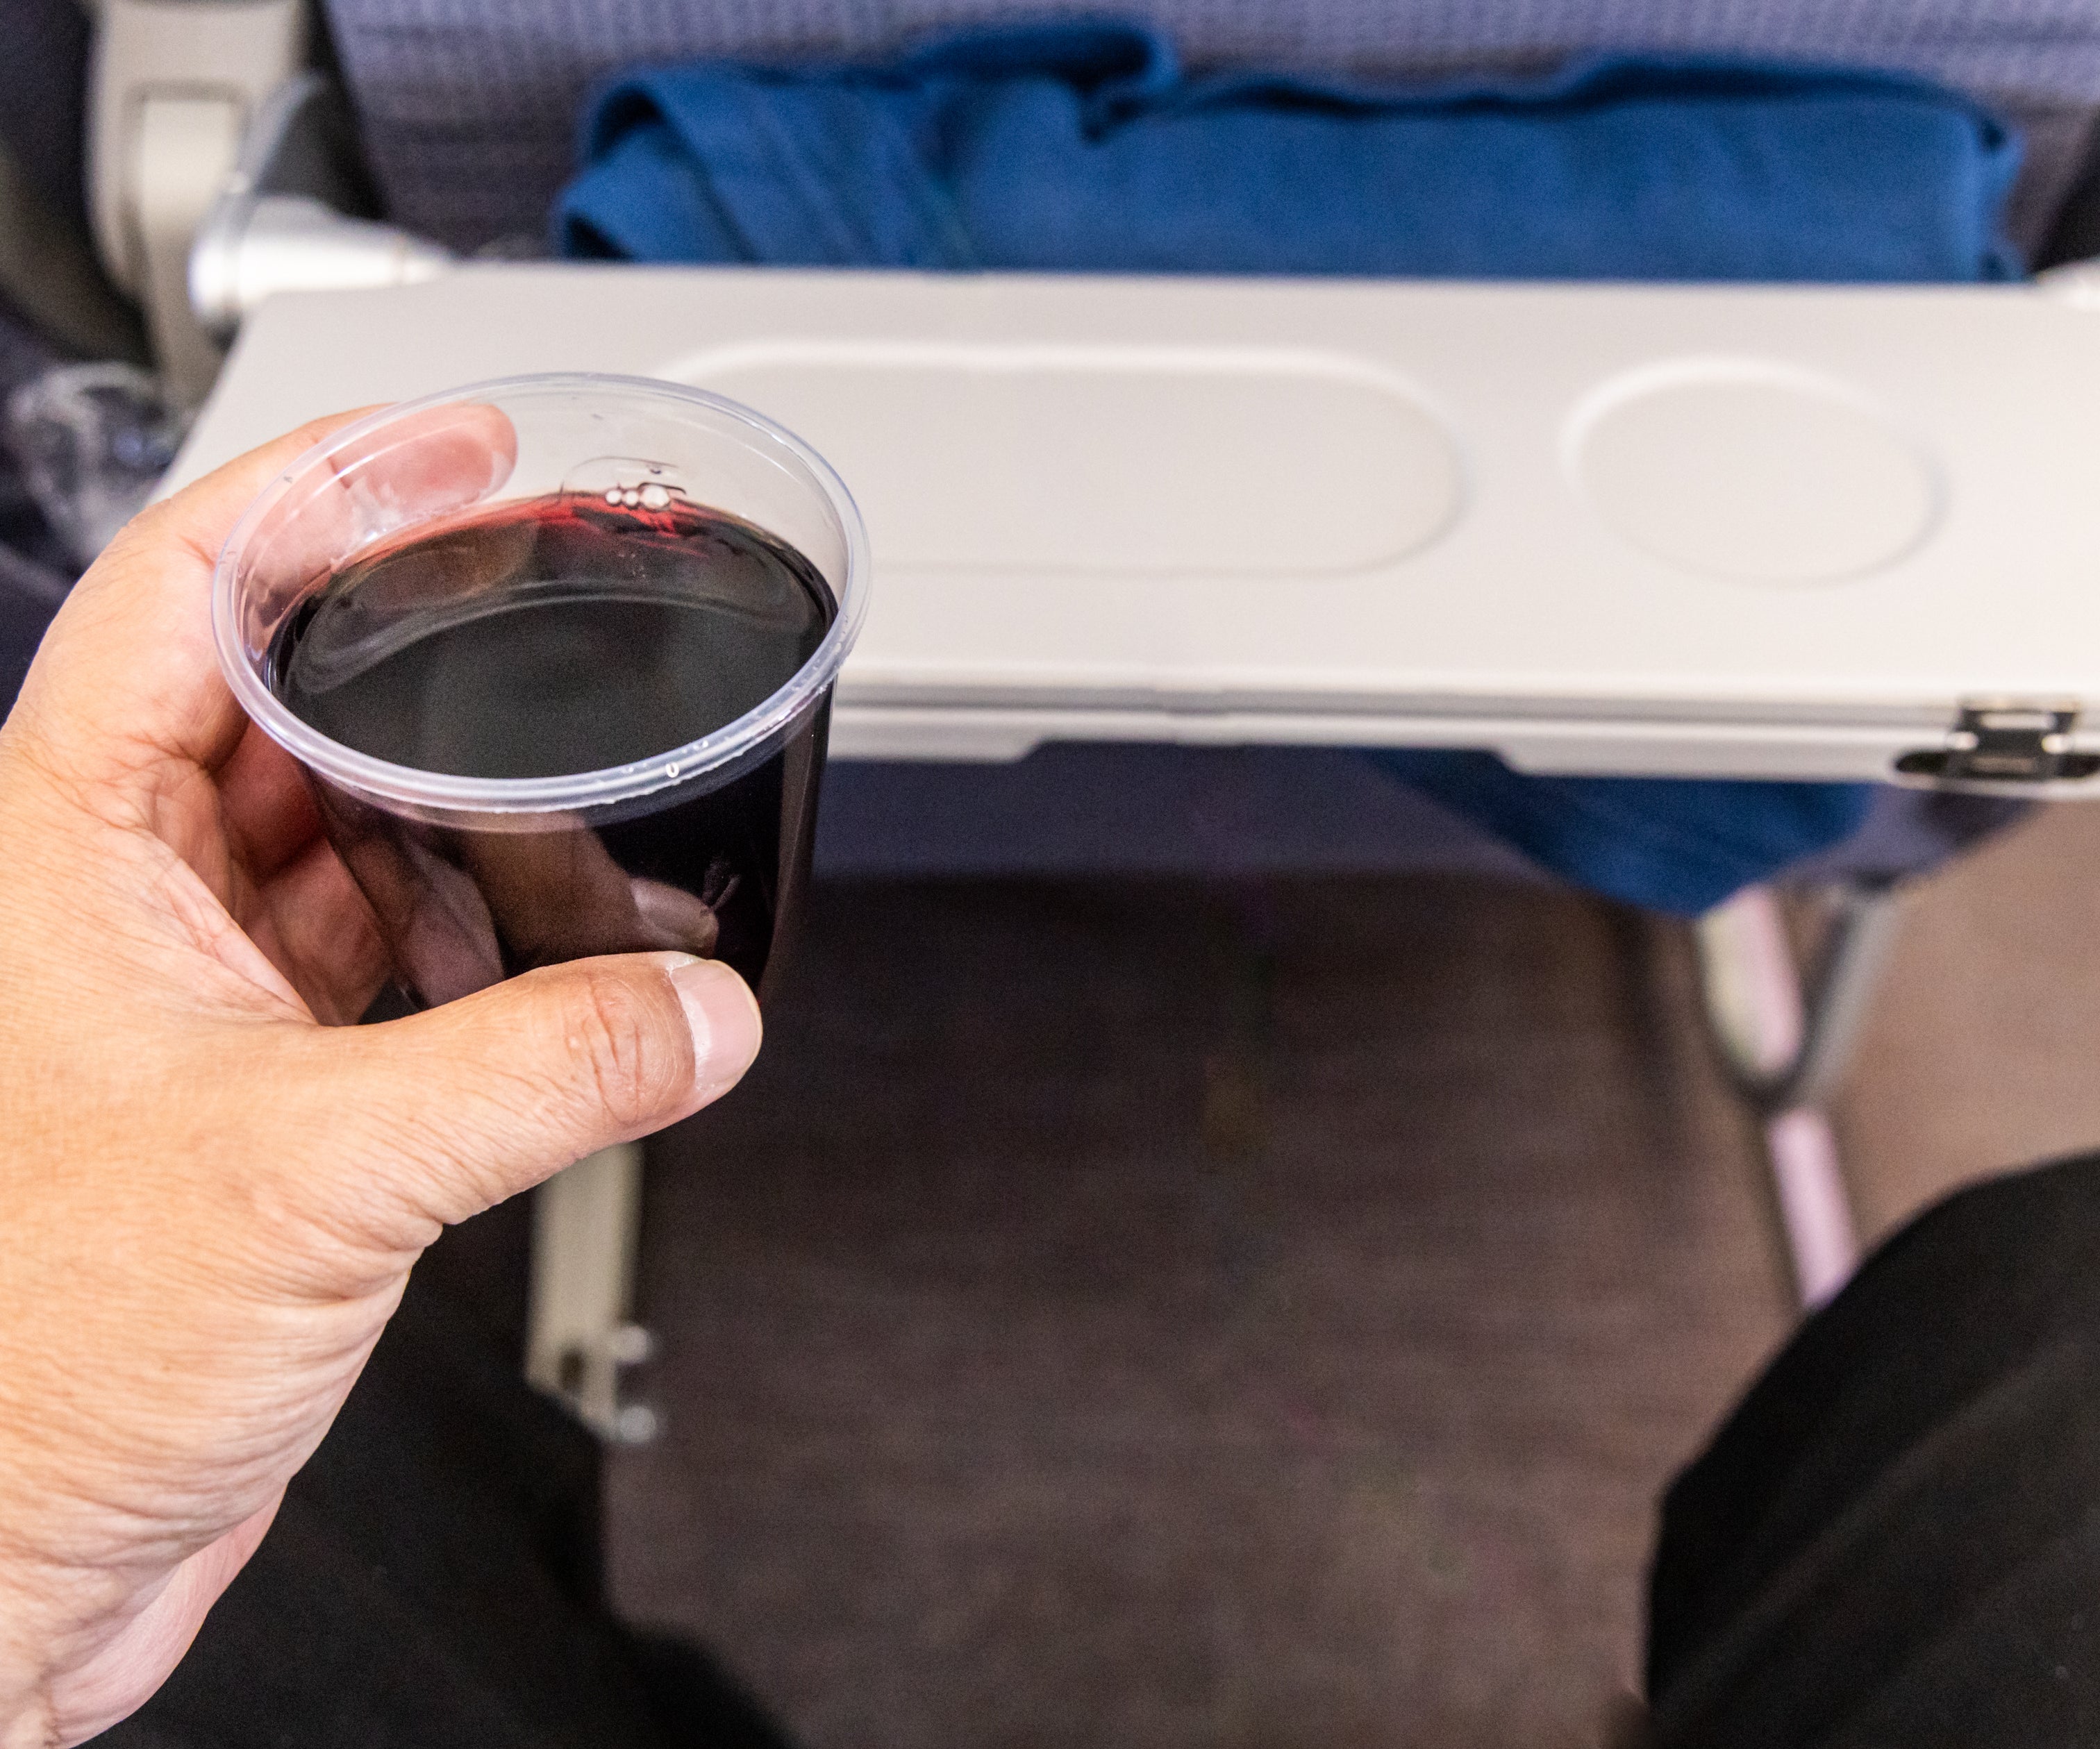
[327, 952, 762, 1228]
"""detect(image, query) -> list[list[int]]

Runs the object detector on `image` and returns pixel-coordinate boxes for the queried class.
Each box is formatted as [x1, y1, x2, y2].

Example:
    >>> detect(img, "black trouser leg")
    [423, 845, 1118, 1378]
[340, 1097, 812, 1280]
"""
[100, 1270, 792, 1749]
[1649, 1153, 2100, 1748]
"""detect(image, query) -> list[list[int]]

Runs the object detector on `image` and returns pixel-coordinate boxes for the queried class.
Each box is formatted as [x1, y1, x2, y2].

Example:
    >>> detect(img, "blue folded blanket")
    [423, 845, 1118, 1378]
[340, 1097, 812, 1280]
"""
[557, 22, 2022, 912]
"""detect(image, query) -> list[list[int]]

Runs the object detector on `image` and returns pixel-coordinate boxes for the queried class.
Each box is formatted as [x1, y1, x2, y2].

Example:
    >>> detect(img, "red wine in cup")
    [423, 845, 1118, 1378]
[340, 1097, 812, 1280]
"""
[267, 491, 837, 1005]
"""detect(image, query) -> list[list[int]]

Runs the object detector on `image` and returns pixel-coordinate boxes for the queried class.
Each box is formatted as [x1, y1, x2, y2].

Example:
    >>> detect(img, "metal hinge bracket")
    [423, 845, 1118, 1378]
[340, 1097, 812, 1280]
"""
[1895, 700, 2099, 786]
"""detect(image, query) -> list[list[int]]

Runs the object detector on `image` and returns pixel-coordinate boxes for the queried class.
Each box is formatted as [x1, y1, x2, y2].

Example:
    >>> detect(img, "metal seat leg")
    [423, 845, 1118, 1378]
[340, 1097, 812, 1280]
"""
[525, 1141, 659, 1442]
[1694, 881, 1906, 1308]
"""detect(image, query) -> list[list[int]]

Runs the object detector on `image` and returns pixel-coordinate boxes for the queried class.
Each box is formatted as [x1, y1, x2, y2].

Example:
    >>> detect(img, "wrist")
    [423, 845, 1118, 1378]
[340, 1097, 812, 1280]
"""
[0, 1630, 52, 1749]
[0, 1702, 51, 1749]
[0, 1532, 75, 1749]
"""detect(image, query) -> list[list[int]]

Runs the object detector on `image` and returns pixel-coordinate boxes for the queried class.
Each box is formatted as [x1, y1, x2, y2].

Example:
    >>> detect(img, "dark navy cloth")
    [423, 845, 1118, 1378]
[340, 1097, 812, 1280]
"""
[556, 24, 2022, 912]
[0, 296, 72, 717]
[0, 0, 91, 238]
[1369, 751, 1881, 917]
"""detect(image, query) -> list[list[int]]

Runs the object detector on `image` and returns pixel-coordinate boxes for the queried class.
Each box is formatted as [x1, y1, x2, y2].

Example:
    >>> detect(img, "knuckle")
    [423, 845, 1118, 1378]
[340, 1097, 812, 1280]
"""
[565, 965, 692, 1130]
[298, 412, 358, 447]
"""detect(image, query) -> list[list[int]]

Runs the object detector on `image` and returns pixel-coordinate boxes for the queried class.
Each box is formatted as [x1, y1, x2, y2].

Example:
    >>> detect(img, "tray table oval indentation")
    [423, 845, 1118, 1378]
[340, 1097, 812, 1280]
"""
[1563, 358, 1942, 587]
[668, 340, 1466, 579]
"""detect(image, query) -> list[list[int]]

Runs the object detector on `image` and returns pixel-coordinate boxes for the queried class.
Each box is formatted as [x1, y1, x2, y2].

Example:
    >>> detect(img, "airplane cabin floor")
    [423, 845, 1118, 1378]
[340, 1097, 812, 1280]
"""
[610, 872, 1788, 1749]
[420, 801, 2100, 1749]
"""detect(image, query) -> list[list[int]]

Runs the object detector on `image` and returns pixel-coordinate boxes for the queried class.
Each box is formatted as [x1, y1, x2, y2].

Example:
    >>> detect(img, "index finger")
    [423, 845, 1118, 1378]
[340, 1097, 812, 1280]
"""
[15, 404, 516, 783]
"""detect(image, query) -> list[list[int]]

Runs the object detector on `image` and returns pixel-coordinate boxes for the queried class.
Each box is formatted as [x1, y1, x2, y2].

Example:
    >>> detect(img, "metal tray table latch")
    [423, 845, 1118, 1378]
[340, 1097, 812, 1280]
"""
[1897, 701, 2100, 785]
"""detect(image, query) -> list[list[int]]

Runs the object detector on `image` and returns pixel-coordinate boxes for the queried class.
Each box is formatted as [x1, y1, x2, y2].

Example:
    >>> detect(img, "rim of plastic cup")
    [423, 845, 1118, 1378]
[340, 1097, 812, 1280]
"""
[211, 371, 870, 817]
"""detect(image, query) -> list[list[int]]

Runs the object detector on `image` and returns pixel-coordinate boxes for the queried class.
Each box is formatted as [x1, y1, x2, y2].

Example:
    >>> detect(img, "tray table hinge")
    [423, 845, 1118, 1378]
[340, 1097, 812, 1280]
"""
[1896, 701, 2099, 785]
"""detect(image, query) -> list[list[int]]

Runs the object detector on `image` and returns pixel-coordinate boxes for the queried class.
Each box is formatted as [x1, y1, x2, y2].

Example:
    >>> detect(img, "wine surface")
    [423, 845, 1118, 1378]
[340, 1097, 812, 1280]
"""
[272, 492, 834, 778]
[267, 492, 838, 1003]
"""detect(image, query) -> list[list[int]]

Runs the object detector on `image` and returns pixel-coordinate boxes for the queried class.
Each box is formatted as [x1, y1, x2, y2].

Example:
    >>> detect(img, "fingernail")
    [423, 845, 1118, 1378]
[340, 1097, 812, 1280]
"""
[669, 957, 762, 1096]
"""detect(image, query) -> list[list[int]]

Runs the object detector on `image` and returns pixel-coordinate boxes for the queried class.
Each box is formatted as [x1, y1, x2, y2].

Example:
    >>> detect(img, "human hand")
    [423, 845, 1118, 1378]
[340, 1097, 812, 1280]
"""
[0, 414, 764, 1748]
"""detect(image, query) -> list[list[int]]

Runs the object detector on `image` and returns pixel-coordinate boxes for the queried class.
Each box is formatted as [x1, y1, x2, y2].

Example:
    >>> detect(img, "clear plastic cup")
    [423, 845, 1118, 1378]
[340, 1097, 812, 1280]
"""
[213, 372, 869, 1006]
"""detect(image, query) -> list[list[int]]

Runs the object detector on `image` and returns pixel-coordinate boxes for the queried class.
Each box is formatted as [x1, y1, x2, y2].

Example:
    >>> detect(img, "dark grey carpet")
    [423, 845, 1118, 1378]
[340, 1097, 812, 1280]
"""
[609, 875, 1792, 1749]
